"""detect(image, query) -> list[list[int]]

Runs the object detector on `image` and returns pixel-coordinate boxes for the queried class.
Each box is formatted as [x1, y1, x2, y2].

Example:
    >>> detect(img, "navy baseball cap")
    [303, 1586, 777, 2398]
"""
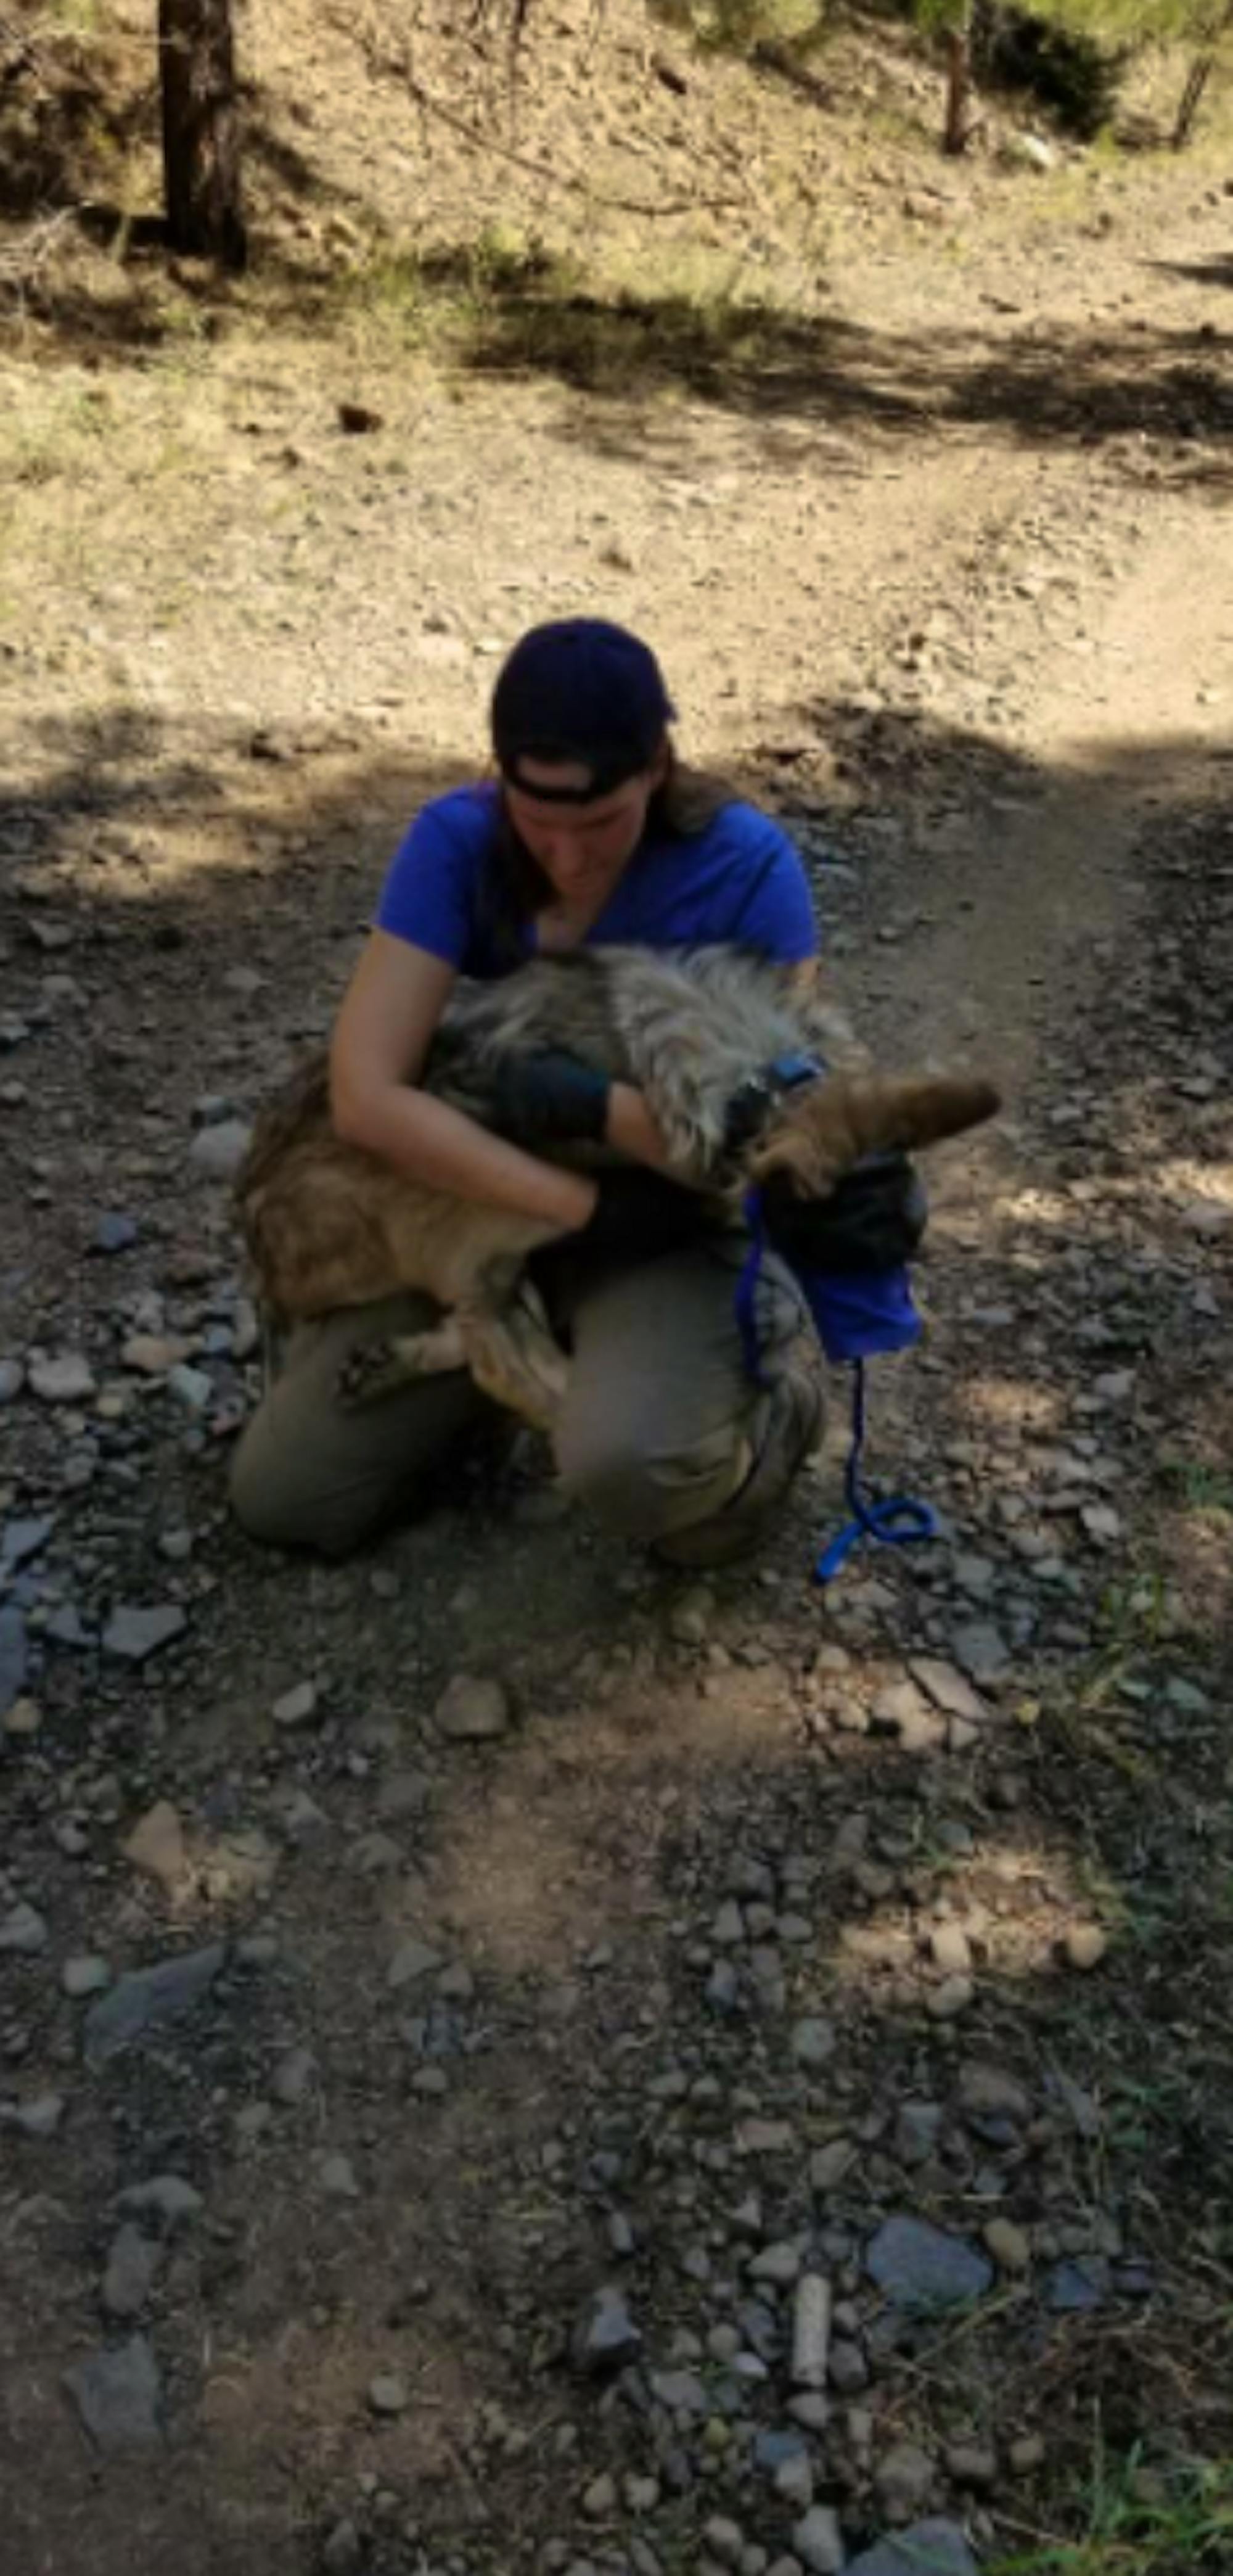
[491, 618, 676, 803]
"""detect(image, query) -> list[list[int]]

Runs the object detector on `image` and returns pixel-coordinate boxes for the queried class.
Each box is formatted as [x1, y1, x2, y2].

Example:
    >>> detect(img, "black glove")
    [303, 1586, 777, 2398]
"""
[761, 1151, 928, 1276]
[486, 1050, 611, 1147]
[563, 1167, 708, 1267]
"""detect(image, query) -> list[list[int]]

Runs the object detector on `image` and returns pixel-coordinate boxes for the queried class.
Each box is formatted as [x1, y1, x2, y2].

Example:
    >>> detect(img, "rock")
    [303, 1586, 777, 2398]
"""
[749, 2240, 803, 2287]
[707, 1959, 739, 2013]
[929, 1923, 972, 1977]
[791, 2274, 832, 2389]
[869, 1679, 946, 1751]
[875, 2442, 935, 2520]
[792, 2016, 836, 2070]
[62, 1954, 112, 1998]
[321, 2520, 363, 2574]
[866, 2216, 993, 2311]
[573, 2286, 642, 2377]
[1009, 2433, 1046, 2474]
[1045, 2257, 1108, 2312]
[62, 2336, 163, 2452]
[168, 1362, 214, 1413]
[1065, 1923, 1108, 1971]
[811, 2136, 859, 2192]
[950, 1621, 1009, 1685]
[84, 1943, 226, 2067]
[908, 1658, 988, 1723]
[272, 1677, 319, 1727]
[703, 2519, 746, 2569]
[946, 2444, 997, 2488]
[712, 1898, 747, 1946]
[669, 1585, 715, 1645]
[102, 2223, 163, 2318]
[848, 2524, 977, 2576]
[1010, 131, 1055, 171]
[0, 1899, 49, 1953]
[123, 1800, 187, 1890]
[368, 2372, 410, 2414]
[433, 1673, 511, 1740]
[122, 1335, 190, 1375]
[958, 2063, 1031, 2124]
[0, 1605, 28, 1714]
[651, 2368, 708, 2414]
[388, 1936, 443, 1990]
[1, 2091, 64, 2138]
[92, 1212, 139, 1254]
[316, 2151, 361, 2199]
[117, 2175, 203, 2227]
[829, 2338, 869, 2393]
[0, 1359, 24, 1402]
[2, 1515, 53, 1569]
[927, 1975, 975, 2020]
[102, 1603, 187, 1663]
[188, 1118, 252, 1180]
[792, 2505, 845, 2573]
[582, 2471, 618, 2519]
[895, 2102, 943, 2166]
[984, 2216, 1031, 2273]
[271, 2044, 317, 2105]
[30, 1351, 96, 1403]
[777, 2453, 816, 2511]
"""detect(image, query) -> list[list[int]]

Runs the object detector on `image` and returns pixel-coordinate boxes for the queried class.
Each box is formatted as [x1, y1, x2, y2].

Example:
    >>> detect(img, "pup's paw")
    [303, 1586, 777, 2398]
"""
[336, 1338, 403, 1407]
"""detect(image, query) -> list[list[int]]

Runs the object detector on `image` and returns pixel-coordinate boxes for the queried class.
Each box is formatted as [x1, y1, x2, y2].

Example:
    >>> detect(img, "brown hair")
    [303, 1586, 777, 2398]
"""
[480, 743, 735, 963]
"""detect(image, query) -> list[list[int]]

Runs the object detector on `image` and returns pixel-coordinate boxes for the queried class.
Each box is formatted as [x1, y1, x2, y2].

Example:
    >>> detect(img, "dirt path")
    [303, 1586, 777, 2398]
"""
[2, 167, 1232, 2576]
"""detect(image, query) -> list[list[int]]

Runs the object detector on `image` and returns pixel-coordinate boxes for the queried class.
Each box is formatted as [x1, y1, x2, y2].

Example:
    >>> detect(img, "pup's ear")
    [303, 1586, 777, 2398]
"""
[746, 1072, 1001, 1198]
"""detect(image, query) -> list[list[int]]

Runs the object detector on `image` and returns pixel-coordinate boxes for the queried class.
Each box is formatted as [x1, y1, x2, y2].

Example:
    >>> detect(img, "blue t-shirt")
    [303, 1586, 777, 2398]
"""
[374, 783, 819, 979]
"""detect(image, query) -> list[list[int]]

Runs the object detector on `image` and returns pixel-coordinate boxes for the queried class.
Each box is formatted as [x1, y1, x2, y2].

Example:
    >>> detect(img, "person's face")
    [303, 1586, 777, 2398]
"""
[504, 744, 668, 907]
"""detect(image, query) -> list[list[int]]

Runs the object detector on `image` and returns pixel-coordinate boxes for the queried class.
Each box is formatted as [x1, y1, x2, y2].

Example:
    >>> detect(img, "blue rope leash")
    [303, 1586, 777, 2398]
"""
[812, 1357, 937, 1584]
[735, 1187, 938, 1585]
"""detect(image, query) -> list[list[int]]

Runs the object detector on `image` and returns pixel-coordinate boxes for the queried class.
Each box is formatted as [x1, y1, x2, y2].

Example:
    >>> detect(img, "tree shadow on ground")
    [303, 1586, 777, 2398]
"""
[1151, 254, 1233, 293]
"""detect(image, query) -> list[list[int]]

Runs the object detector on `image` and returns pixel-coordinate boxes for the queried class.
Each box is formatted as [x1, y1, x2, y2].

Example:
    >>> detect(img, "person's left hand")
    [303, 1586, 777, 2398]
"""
[486, 1050, 612, 1146]
[760, 1151, 928, 1275]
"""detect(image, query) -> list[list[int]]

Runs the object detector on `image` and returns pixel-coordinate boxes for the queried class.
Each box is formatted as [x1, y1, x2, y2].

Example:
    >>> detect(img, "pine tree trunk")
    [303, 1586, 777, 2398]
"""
[1173, 0, 1233, 148]
[159, 0, 247, 270]
[942, 20, 973, 156]
[1172, 55, 1212, 146]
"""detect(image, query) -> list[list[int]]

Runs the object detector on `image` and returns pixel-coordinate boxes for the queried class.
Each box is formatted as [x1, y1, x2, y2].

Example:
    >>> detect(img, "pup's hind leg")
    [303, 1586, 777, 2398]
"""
[458, 1280, 570, 1434]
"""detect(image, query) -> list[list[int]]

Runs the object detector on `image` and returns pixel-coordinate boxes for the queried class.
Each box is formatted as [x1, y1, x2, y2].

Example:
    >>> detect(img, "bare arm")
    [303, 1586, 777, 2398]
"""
[330, 931, 598, 1230]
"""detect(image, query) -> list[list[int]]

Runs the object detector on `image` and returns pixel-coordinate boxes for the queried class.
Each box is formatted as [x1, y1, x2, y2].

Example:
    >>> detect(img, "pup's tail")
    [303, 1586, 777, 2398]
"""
[746, 1071, 1001, 1196]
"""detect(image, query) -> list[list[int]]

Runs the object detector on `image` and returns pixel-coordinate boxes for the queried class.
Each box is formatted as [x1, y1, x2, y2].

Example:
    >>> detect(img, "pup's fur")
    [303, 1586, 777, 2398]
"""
[237, 946, 999, 1426]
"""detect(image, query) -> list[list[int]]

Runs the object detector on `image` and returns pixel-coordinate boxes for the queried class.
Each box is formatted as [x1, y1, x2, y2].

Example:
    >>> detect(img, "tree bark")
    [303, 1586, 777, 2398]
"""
[1173, 0, 1233, 149]
[159, 0, 247, 270]
[942, 20, 973, 157]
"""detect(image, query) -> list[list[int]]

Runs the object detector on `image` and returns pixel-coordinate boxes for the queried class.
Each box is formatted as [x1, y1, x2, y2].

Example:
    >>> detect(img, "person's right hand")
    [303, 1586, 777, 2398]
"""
[486, 1050, 612, 1146]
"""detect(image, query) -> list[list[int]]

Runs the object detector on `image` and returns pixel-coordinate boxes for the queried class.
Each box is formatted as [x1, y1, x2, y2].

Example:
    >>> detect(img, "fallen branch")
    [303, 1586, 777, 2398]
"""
[0, 204, 86, 293]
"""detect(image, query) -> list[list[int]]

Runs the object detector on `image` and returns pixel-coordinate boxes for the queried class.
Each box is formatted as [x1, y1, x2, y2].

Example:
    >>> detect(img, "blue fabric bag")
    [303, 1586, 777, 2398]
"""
[734, 1193, 936, 1582]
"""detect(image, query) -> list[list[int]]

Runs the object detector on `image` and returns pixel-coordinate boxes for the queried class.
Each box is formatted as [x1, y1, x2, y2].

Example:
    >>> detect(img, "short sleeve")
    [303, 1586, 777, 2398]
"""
[373, 791, 491, 966]
[727, 814, 821, 965]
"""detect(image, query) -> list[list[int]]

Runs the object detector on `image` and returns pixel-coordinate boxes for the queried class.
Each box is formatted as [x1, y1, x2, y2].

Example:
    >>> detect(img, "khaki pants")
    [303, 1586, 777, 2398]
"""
[229, 1238, 822, 1563]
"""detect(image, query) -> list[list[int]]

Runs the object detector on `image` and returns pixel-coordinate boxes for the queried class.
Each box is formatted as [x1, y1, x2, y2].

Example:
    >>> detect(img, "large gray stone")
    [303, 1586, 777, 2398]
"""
[84, 1944, 226, 2067]
[848, 2522, 978, 2576]
[102, 2223, 163, 2319]
[102, 1603, 187, 1663]
[866, 2216, 992, 2312]
[2, 1516, 54, 1570]
[0, 1605, 29, 1716]
[188, 1118, 252, 1180]
[62, 2335, 164, 2452]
